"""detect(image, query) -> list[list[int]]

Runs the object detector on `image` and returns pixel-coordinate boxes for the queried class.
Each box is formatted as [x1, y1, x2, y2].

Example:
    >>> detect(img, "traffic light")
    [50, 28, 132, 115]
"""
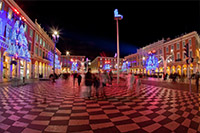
[191, 57, 194, 63]
[183, 43, 189, 58]
[186, 58, 189, 64]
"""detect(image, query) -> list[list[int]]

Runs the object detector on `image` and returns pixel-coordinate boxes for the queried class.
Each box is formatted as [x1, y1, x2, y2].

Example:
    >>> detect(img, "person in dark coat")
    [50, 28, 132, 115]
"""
[85, 68, 93, 99]
[73, 72, 77, 88]
[195, 71, 199, 93]
[77, 73, 82, 89]
[93, 74, 100, 98]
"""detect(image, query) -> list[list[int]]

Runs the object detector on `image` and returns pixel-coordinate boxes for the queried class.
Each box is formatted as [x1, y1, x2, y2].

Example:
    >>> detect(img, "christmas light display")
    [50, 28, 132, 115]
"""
[121, 62, 127, 72]
[103, 64, 110, 70]
[71, 62, 78, 71]
[146, 54, 158, 70]
[0, 8, 31, 61]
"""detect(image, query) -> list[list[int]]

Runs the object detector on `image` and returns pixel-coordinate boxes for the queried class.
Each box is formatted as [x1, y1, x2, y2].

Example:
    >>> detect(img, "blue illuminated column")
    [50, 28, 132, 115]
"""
[52, 31, 59, 82]
[114, 9, 123, 85]
[9, 57, 12, 79]
[0, 52, 3, 82]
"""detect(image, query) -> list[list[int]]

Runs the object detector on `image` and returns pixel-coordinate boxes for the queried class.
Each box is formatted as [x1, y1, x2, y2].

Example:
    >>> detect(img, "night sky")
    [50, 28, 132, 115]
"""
[15, 0, 200, 60]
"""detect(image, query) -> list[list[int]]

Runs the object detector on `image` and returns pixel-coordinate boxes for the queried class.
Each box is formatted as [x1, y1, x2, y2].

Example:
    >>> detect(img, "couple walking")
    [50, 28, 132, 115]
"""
[127, 72, 141, 96]
[84, 68, 108, 99]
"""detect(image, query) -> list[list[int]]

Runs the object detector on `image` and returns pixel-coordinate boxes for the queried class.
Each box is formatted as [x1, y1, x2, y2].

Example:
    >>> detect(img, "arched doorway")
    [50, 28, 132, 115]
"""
[39, 62, 42, 75]
[166, 67, 170, 75]
[171, 66, 175, 74]
[35, 61, 38, 78]
[190, 64, 193, 74]
[183, 65, 187, 76]
[177, 65, 181, 75]
[159, 67, 163, 73]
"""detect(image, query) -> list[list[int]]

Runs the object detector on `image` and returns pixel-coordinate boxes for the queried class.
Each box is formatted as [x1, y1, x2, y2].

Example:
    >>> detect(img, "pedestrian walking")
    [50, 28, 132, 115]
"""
[109, 70, 113, 85]
[85, 68, 93, 99]
[126, 72, 135, 94]
[135, 75, 141, 97]
[100, 70, 109, 98]
[73, 72, 77, 88]
[77, 73, 82, 90]
[195, 71, 199, 93]
[93, 74, 100, 98]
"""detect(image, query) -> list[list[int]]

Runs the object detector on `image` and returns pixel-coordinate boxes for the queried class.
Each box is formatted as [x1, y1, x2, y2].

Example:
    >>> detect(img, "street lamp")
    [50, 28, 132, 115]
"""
[52, 31, 59, 82]
[66, 51, 70, 56]
[66, 51, 70, 72]
[114, 9, 123, 85]
[142, 56, 146, 75]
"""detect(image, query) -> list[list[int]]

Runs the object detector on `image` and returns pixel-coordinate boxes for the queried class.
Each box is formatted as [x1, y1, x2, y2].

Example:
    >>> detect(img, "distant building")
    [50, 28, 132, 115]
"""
[90, 56, 124, 73]
[61, 55, 85, 73]
[125, 31, 200, 77]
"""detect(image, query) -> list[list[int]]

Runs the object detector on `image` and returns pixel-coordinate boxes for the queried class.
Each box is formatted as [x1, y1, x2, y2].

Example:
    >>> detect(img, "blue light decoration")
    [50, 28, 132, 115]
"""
[0, 10, 8, 49]
[71, 62, 78, 72]
[103, 64, 110, 70]
[55, 54, 61, 69]
[49, 53, 61, 69]
[121, 62, 127, 72]
[114, 9, 123, 19]
[0, 8, 31, 62]
[146, 53, 159, 71]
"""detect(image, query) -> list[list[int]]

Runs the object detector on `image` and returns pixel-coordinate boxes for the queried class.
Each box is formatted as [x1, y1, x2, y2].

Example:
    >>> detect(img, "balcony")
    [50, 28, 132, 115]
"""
[175, 59, 182, 62]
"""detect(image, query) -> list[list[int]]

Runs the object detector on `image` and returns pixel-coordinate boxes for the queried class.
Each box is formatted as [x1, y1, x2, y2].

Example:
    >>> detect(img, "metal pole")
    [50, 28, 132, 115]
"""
[116, 19, 120, 85]
[188, 62, 191, 93]
[53, 42, 56, 82]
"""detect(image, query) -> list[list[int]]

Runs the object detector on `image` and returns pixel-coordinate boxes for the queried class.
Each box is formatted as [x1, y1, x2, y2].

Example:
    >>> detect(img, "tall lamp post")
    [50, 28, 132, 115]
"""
[142, 57, 146, 76]
[114, 9, 123, 85]
[52, 31, 59, 82]
[66, 51, 70, 72]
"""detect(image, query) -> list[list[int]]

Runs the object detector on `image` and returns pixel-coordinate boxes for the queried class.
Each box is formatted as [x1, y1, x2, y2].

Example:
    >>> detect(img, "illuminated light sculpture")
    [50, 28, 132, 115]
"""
[121, 62, 127, 72]
[5, 19, 31, 62]
[146, 53, 159, 71]
[71, 62, 78, 72]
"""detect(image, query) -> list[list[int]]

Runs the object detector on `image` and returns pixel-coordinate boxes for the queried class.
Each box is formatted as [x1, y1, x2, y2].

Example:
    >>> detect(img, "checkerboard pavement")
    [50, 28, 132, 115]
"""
[0, 78, 200, 133]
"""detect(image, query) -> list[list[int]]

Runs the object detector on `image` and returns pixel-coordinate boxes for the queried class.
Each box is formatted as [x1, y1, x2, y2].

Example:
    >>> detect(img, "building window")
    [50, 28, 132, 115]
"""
[0, 2, 3, 11]
[24, 24, 28, 33]
[35, 34, 38, 42]
[182, 41, 185, 48]
[183, 52, 185, 59]
[159, 49, 162, 54]
[177, 53, 180, 59]
[29, 28, 33, 37]
[166, 47, 169, 53]
[171, 45, 174, 52]
[7, 8, 13, 19]
[190, 51, 192, 57]
[43, 41, 45, 47]
[39, 49, 42, 57]
[35, 47, 38, 55]
[28, 42, 31, 51]
[189, 39, 192, 47]
[40, 38, 42, 45]
[177, 43, 180, 50]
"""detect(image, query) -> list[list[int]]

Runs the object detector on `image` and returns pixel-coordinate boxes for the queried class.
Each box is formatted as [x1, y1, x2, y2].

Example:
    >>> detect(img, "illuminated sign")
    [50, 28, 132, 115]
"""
[114, 9, 123, 19]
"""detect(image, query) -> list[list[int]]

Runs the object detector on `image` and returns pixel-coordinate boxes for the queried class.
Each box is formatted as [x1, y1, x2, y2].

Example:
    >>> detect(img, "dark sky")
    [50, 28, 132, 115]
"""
[15, 0, 200, 60]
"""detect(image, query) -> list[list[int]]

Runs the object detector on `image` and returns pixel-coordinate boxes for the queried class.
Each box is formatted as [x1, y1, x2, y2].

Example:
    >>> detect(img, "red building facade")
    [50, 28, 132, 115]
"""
[61, 55, 85, 73]
[0, 0, 61, 82]
[90, 56, 124, 73]
[125, 31, 200, 76]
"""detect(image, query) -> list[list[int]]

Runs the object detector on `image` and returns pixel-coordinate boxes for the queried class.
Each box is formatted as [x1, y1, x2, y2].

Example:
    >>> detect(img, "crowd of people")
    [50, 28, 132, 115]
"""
[65, 69, 142, 100]
[48, 68, 199, 96]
